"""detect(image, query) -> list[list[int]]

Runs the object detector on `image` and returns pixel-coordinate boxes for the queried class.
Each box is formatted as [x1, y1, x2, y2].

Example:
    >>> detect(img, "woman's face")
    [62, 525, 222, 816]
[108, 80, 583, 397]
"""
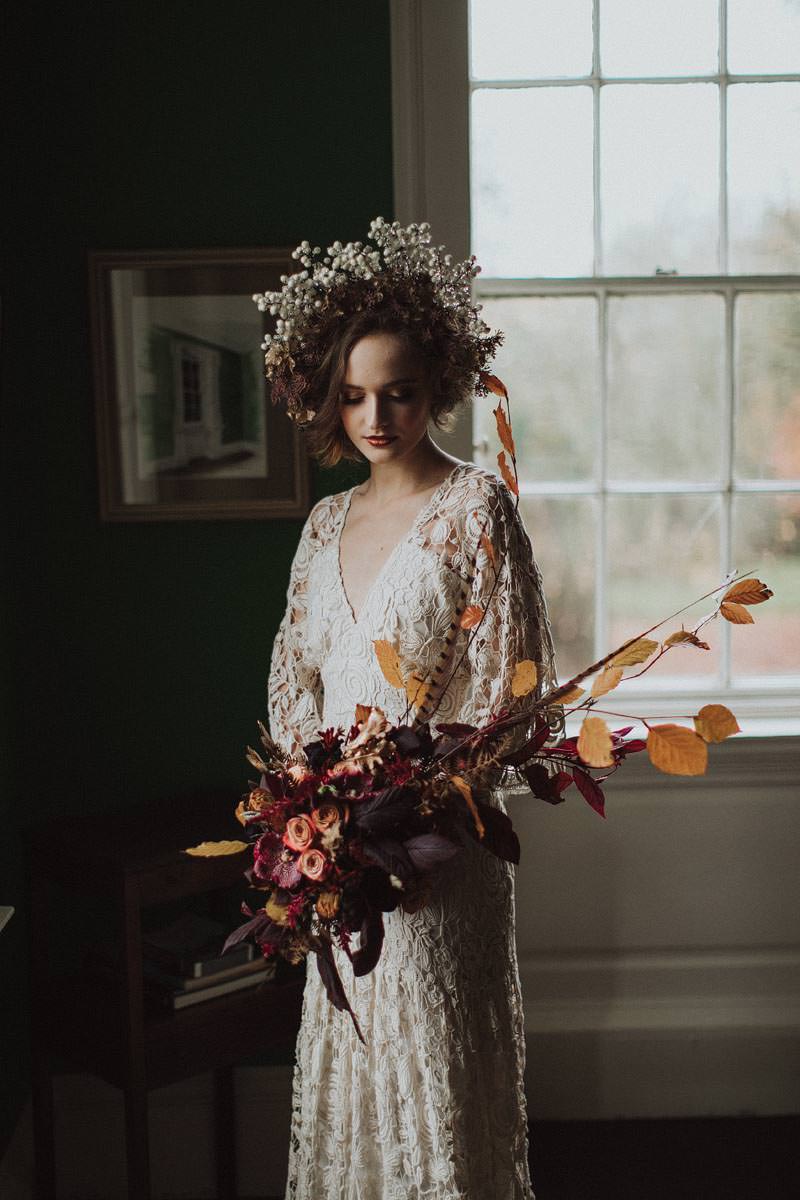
[338, 332, 434, 466]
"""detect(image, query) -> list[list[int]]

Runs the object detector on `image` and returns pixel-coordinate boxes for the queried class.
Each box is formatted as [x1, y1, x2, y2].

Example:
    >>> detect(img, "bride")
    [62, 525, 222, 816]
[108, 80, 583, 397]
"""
[258, 220, 562, 1200]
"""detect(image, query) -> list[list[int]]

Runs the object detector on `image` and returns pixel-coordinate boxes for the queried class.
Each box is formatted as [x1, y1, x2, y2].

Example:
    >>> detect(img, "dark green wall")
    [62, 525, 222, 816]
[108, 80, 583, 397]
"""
[1, 0, 390, 1153]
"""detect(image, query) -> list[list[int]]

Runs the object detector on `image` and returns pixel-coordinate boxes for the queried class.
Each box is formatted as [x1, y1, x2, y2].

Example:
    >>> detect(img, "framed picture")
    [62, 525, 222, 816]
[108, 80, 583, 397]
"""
[89, 248, 310, 521]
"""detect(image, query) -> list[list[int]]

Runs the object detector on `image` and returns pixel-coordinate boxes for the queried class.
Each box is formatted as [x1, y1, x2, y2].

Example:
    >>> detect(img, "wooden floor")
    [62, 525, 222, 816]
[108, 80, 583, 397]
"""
[257, 1115, 798, 1200]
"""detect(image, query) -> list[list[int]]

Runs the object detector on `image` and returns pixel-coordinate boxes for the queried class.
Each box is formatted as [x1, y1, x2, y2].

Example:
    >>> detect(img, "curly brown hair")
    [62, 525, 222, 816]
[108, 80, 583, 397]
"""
[302, 301, 477, 467]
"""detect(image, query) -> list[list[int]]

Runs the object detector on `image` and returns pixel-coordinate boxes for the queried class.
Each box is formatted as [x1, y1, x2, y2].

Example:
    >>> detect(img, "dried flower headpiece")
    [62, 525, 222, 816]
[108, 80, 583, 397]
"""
[252, 217, 503, 425]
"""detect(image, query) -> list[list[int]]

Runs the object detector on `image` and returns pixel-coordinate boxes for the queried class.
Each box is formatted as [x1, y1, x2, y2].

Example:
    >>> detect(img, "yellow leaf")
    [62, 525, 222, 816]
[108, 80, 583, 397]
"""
[664, 629, 710, 651]
[577, 716, 614, 767]
[497, 450, 519, 496]
[693, 703, 741, 744]
[460, 604, 484, 630]
[511, 659, 538, 697]
[479, 371, 508, 399]
[609, 637, 659, 667]
[590, 665, 623, 699]
[493, 403, 516, 458]
[480, 530, 496, 568]
[647, 724, 708, 775]
[245, 745, 269, 772]
[720, 600, 754, 624]
[235, 800, 247, 826]
[265, 894, 291, 926]
[373, 638, 405, 688]
[722, 577, 773, 606]
[451, 774, 485, 839]
[558, 684, 586, 704]
[184, 840, 249, 857]
[405, 672, 431, 709]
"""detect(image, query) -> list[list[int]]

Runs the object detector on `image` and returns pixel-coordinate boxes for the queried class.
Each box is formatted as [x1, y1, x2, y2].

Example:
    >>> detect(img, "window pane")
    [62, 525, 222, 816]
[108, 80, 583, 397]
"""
[476, 297, 599, 482]
[731, 493, 800, 680]
[728, 83, 800, 273]
[607, 494, 723, 682]
[472, 87, 594, 276]
[601, 84, 719, 274]
[728, 0, 800, 75]
[607, 295, 725, 483]
[735, 293, 800, 481]
[470, 0, 592, 80]
[519, 496, 596, 680]
[601, 0, 718, 77]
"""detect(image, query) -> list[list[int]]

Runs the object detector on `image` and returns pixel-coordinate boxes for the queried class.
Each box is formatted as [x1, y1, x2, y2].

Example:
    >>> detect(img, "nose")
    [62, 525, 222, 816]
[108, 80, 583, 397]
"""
[364, 393, 391, 433]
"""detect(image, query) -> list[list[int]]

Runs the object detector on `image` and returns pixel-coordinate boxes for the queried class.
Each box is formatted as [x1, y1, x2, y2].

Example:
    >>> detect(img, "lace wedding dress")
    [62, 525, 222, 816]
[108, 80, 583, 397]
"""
[267, 461, 561, 1200]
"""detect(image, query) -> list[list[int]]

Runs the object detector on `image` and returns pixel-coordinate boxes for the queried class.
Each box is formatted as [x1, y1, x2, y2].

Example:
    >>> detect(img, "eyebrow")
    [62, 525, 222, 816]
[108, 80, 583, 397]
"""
[341, 377, 420, 390]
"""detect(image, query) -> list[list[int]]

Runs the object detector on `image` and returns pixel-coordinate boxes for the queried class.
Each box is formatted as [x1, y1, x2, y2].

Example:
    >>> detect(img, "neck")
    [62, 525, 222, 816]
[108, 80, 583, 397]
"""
[362, 436, 458, 503]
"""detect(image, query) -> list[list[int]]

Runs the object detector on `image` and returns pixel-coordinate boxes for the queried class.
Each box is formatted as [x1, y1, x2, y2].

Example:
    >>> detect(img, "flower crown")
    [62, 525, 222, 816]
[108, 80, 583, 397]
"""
[252, 217, 503, 426]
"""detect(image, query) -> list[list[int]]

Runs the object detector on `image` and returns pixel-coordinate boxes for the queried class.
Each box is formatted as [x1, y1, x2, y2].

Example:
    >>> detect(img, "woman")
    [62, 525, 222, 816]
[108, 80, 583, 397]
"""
[257, 220, 562, 1200]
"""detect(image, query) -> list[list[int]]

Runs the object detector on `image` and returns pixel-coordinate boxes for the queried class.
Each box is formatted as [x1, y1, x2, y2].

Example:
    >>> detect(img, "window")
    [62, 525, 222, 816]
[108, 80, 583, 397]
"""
[392, 0, 800, 728]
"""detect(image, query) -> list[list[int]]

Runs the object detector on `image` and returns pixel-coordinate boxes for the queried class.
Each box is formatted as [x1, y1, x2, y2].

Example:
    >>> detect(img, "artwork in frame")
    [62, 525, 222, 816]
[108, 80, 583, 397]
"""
[89, 248, 310, 520]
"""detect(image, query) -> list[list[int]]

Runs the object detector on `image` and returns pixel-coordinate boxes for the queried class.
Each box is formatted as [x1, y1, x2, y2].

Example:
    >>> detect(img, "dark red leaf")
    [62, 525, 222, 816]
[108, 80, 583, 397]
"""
[351, 909, 385, 977]
[524, 762, 567, 806]
[572, 768, 606, 818]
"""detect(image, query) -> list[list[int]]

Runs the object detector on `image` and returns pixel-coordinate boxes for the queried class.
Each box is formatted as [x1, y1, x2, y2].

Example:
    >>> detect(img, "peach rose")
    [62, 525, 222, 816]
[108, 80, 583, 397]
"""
[298, 847, 329, 881]
[310, 803, 341, 831]
[283, 814, 315, 852]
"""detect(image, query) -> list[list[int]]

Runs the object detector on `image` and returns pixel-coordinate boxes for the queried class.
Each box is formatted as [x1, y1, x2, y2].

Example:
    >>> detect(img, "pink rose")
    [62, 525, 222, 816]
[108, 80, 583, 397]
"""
[298, 847, 329, 881]
[283, 814, 315, 852]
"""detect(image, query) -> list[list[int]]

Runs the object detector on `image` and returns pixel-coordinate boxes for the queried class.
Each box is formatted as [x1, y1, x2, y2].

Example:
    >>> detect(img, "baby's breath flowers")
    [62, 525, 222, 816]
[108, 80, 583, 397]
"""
[252, 217, 502, 425]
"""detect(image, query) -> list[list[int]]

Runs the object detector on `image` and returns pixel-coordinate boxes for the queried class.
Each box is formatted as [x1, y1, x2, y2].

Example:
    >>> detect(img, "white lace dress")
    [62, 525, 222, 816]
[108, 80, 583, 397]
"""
[267, 461, 561, 1200]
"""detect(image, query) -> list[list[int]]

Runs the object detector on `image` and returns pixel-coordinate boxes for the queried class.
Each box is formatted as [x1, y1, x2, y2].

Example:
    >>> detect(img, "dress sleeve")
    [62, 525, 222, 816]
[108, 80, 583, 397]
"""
[267, 503, 326, 760]
[463, 480, 565, 794]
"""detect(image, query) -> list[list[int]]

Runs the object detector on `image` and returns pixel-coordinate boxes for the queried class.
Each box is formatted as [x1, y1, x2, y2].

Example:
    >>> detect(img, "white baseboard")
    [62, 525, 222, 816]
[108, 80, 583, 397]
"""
[520, 946, 800, 1119]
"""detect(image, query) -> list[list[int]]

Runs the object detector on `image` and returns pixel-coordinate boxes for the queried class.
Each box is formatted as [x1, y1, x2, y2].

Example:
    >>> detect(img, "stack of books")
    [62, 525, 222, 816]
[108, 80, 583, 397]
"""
[140, 912, 275, 1010]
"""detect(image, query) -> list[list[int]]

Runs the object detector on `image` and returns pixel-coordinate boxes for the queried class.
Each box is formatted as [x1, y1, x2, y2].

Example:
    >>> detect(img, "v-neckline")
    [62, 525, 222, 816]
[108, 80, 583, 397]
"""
[336, 463, 465, 626]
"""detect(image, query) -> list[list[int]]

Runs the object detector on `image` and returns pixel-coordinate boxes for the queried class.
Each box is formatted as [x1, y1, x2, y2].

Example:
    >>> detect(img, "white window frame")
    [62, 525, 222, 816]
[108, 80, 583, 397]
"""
[391, 0, 800, 735]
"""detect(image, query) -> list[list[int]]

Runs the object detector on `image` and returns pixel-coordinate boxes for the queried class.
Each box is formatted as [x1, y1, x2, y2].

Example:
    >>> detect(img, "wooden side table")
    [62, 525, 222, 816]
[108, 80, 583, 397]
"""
[25, 790, 304, 1200]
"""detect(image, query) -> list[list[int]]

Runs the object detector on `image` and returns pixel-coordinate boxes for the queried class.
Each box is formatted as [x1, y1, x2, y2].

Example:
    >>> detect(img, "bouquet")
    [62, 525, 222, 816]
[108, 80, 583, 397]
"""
[186, 374, 773, 1042]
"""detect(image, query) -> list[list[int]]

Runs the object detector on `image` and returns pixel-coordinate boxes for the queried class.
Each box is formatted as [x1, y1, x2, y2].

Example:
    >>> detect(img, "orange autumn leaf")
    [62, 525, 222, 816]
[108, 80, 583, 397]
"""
[577, 715, 614, 767]
[647, 724, 708, 775]
[722, 577, 773, 606]
[664, 629, 710, 651]
[610, 637, 659, 667]
[460, 605, 484, 629]
[720, 600, 754, 624]
[405, 672, 431, 709]
[590, 665, 623, 699]
[184, 840, 249, 857]
[493, 403, 516, 458]
[511, 658, 538, 697]
[451, 774, 485, 839]
[497, 450, 519, 496]
[480, 530, 496, 568]
[355, 703, 372, 724]
[558, 683, 586, 704]
[693, 703, 741, 744]
[373, 639, 405, 688]
[479, 371, 508, 399]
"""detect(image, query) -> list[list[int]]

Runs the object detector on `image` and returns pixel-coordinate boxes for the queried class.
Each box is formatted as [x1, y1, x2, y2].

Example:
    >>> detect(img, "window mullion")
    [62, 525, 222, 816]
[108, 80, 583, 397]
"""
[592, 0, 602, 276]
[719, 0, 729, 274]
[597, 285, 609, 665]
[722, 281, 735, 689]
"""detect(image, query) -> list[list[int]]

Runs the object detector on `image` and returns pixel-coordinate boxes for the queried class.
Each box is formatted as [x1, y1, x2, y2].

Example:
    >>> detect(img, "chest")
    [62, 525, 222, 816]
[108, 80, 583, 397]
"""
[338, 488, 440, 623]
